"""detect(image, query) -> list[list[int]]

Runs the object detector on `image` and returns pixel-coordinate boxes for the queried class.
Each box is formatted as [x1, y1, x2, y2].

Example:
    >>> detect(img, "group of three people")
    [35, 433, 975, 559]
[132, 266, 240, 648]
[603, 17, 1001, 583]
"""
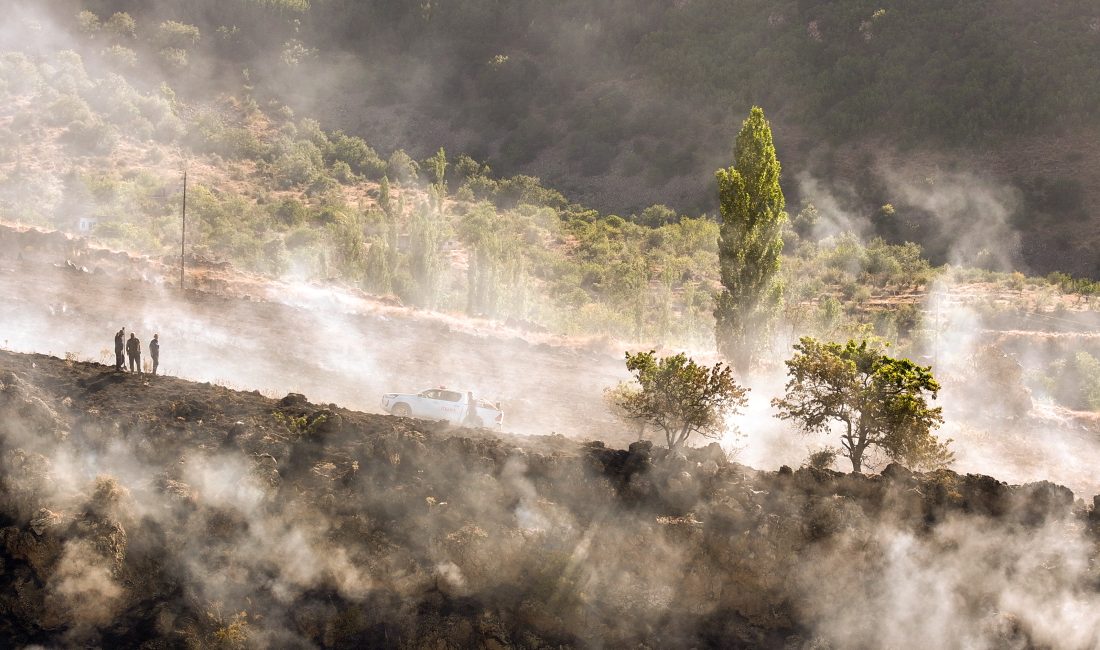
[113, 328, 160, 376]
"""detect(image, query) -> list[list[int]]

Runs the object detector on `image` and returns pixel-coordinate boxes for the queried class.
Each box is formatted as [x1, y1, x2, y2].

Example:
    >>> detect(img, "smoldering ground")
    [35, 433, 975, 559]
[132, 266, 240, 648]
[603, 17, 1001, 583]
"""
[1, 350, 1098, 647]
[727, 167, 1100, 499]
[7, 210, 1100, 502]
[730, 287, 1100, 500]
[0, 222, 628, 439]
[1, 5, 1099, 646]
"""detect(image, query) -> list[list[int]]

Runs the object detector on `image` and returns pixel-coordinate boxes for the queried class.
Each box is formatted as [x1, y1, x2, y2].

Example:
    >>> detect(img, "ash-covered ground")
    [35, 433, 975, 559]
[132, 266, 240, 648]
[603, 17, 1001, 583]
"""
[0, 223, 627, 440]
[0, 349, 1097, 648]
[2, 224, 1100, 647]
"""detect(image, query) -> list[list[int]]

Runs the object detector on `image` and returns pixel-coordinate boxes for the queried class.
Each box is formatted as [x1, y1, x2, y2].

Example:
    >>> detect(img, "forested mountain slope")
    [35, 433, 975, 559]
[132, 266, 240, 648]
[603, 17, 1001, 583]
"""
[42, 0, 1100, 276]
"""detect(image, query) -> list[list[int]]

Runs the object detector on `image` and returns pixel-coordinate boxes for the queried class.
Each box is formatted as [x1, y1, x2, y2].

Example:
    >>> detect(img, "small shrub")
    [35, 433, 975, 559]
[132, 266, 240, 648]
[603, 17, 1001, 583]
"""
[157, 20, 200, 49]
[46, 94, 93, 126]
[102, 45, 137, 68]
[158, 48, 189, 69]
[387, 149, 419, 183]
[805, 447, 838, 470]
[77, 10, 101, 36]
[61, 118, 116, 154]
[105, 12, 136, 40]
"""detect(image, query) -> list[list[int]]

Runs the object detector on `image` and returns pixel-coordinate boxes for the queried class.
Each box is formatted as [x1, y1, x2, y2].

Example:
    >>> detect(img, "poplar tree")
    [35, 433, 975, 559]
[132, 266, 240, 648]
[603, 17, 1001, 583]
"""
[714, 106, 787, 370]
[363, 236, 391, 294]
[379, 175, 393, 217]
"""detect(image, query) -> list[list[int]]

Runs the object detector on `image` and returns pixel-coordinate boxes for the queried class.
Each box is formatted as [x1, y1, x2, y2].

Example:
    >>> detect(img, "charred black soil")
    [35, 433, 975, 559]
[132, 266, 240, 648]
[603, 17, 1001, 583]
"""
[0, 349, 1097, 647]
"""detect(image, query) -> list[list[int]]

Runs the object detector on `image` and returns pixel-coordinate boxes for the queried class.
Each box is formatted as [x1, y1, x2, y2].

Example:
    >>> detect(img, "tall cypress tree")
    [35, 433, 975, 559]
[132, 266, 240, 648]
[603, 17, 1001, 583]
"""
[714, 106, 787, 371]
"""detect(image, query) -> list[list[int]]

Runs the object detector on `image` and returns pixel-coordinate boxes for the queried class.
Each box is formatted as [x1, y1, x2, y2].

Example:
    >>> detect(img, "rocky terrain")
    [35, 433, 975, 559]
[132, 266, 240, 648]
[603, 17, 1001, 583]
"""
[7, 220, 1100, 502]
[0, 221, 629, 440]
[0, 349, 1097, 647]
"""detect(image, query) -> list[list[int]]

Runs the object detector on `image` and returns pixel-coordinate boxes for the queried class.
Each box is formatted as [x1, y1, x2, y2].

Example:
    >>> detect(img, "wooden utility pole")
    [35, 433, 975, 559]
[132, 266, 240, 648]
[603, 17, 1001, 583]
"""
[180, 169, 187, 291]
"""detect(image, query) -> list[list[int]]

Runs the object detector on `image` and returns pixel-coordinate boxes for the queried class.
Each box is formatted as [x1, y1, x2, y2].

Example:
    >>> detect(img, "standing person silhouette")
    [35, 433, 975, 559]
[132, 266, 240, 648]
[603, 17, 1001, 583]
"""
[126, 333, 141, 375]
[114, 328, 125, 371]
[149, 334, 160, 376]
[463, 391, 483, 428]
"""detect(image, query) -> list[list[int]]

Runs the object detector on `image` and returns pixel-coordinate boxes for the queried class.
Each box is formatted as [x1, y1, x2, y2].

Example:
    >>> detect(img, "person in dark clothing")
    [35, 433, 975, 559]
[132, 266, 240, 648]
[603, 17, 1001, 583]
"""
[114, 328, 125, 371]
[149, 334, 160, 376]
[126, 333, 141, 374]
[463, 391, 483, 428]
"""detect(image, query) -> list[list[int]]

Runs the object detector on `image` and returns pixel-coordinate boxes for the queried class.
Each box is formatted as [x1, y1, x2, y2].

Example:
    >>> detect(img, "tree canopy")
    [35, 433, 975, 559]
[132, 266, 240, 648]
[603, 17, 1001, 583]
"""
[610, 350, 748, 450]
[714, 106, 786, 371]
[772, 337, 952, 473]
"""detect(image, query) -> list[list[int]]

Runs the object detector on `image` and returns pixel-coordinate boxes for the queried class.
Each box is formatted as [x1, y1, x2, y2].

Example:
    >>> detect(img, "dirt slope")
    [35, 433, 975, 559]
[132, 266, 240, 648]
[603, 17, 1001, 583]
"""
[0, 348, 1096, 647]
[0, 222, 630, 441]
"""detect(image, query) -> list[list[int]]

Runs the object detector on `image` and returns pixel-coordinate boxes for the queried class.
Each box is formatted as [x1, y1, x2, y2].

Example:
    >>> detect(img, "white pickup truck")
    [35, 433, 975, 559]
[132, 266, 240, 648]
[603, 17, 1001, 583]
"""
[381, 388, 504, 430]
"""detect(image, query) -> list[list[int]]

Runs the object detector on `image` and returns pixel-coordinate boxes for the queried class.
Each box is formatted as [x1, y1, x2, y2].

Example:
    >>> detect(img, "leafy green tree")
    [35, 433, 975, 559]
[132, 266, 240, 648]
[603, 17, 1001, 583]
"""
[424, 147, 448, 189]
[636, 204, 678, 227]
[608, 256, 649, 341]
[327, 131, 385, 178]
[325, 212, 364, 278]
[250, 0, 310, 12]
[105, 12, 136, 40]
[1074, 351, 1100, 411]
[332, 160, 356, 184]
[403, 201, 445, 307]
[714, 106, 787, 371]
[378, 175, 393, 217]
[274, 198, 307, 226]
[453, 154, 489, 184]
[773, 337, 952, 473]
[297, 118, 329, 148]
[158, 48, 189, 69]
[387, 149, 419, 184]
[363, 236, 392, 294]
[157, 21, 201, 49]
[609, 351, 748, 449]
[458, 203, 502, 315]
[103, 45, 137, 68]
[77, 10, 101, 36]
[273, 140, 323, 188]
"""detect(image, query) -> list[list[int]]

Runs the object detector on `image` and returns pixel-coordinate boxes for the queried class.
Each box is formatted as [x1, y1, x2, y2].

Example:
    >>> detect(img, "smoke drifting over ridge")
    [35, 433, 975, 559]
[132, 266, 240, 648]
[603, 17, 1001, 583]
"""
[725, 165, 1100, 500]
[795, 163, 1023, 270]
[4, 0, 1099, 497]
[0, 5, 1099, 647]
[2, 348, 1099, 647]
[0, 228, 628, 440]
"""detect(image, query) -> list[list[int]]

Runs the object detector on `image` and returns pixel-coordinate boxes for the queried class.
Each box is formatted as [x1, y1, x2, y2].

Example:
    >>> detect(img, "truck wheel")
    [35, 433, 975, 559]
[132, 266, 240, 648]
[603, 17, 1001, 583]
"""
[392, 403, 411, 417]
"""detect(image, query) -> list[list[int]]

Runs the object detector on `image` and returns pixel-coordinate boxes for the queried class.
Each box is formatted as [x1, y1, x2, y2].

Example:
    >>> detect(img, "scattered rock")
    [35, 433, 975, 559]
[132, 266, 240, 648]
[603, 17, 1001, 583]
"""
[279, 392, 308, 407]
[29, 509, 61, 536]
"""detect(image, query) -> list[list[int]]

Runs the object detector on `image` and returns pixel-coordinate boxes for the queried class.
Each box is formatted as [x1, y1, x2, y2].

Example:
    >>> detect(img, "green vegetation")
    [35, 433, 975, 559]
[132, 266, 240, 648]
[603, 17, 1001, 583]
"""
[60, 1, 1099, 148]
[715, 107, 786, 370]
[773, 337, 952, 473]
[4, 7, 1100, 364]
[3, 40, 1092, 354]
[805, 447, 840, 471]
[272, 410, 328, 439]
[1025, 350, 1100, 413]
[44, 0, 1100, 276]
[609, 350, 747, 450]
[0, 46, 728, 344]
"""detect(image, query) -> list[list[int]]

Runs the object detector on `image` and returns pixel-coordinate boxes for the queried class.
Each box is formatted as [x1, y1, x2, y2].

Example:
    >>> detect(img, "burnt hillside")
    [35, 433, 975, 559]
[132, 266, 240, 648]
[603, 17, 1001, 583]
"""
[0, 349, 1097, 647]
[0, 221, 628, 440]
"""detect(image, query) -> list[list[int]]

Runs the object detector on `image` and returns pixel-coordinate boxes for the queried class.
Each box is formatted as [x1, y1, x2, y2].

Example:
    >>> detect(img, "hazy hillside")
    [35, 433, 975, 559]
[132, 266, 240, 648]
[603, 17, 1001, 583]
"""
[4, 3, 1100, 645]
[6, 2, 1100, 414]
[37, 0, 1100, 276]
[0, 10, 955, 352]
[0, 348, 1096, 647]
